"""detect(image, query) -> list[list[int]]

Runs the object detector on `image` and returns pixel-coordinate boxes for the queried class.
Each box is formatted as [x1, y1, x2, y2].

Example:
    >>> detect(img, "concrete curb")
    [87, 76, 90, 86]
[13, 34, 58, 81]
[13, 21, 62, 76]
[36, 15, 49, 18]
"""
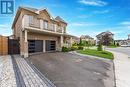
[69, 51, 112, 61]
[107, 50, 130, 87]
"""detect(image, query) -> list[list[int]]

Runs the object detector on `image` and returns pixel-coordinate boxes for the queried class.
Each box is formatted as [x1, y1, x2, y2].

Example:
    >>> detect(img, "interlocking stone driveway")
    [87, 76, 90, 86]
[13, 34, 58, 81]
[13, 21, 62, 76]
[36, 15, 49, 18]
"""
[0, 55, 55, 87]
[0, 55, 16, 87]
[29, 52, 115, 87]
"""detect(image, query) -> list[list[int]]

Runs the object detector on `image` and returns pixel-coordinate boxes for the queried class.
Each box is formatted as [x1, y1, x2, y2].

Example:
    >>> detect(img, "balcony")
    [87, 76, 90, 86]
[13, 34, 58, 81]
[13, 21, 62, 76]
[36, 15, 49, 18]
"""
[23, 16, 65, 34]
[29, 19, 40, 29]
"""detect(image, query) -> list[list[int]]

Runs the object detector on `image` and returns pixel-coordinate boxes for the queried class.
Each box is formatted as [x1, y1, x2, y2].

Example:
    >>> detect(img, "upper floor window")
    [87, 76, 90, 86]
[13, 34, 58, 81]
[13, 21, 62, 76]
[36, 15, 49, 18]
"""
[54, 24, 57, 31]
[61, 26, 65, 33]
[43, 20, 48, 29]
[29, 16, 33, 24]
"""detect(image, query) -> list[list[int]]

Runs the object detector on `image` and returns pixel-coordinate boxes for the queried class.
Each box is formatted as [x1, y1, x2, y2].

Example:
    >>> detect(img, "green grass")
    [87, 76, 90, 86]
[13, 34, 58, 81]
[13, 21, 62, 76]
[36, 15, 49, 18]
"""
[108, 45, 119, 48]
[77, 49, 114, 60]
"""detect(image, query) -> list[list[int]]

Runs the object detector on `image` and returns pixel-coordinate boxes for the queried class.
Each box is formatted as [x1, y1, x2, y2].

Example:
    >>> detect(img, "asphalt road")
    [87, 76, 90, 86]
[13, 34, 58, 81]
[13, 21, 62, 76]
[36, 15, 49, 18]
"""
[107, 47, 130, 56]
[29, 52, 114, 87]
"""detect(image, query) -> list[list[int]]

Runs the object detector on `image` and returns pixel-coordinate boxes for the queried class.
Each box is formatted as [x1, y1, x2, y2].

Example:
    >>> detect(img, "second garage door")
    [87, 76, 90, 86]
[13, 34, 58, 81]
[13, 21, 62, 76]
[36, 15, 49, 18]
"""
[46, 40, 56, 51]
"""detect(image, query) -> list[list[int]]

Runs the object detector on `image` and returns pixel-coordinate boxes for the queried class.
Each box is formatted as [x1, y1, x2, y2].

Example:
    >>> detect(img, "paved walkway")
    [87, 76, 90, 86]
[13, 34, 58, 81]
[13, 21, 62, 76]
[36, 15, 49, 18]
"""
[109, 51, 130, 87]
[0, 55, 55, 87]
[0, 55, 16, 87]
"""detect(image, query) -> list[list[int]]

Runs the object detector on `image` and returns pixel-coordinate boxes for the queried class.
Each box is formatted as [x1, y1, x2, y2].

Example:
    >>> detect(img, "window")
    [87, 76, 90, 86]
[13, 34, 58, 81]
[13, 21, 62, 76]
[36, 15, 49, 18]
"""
[29, 16, 33, 24]
[43, 20, 48, 29]
[61, 26, 64, 33]
[54, 24, 57, 31]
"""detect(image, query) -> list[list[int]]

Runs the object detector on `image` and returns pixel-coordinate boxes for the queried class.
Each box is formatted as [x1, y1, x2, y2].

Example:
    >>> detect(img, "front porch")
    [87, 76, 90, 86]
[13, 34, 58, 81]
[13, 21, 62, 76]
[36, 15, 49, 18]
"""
[20, 29, 72, 58]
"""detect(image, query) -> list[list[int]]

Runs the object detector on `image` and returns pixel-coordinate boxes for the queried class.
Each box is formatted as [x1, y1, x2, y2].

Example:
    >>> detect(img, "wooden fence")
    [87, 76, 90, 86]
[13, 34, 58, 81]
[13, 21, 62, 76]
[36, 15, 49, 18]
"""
[0, 36, 8, 55]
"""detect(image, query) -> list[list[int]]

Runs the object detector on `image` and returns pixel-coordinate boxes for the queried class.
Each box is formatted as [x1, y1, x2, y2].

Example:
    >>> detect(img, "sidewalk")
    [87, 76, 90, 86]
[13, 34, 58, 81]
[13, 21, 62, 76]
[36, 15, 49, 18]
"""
[109, 51, 130, 87]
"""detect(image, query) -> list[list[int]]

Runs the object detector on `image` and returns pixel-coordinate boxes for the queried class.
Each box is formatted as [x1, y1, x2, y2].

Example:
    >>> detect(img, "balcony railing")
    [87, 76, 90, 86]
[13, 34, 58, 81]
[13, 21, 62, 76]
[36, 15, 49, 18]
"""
[29, 19, 40, 28]
[27, 18, 65, 34]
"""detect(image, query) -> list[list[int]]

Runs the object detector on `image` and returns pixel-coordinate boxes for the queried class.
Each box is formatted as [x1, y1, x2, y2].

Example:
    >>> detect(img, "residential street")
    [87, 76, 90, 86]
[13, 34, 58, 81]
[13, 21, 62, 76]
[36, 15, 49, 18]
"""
[29, 52, 115, 87]
[107, 47, 130, 87]
[107, 47, 130, 56]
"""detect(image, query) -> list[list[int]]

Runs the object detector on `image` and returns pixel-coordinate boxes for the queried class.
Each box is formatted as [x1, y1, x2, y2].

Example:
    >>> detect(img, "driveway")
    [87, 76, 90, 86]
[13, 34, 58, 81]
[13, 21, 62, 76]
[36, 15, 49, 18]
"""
[29, 52, 115, 87]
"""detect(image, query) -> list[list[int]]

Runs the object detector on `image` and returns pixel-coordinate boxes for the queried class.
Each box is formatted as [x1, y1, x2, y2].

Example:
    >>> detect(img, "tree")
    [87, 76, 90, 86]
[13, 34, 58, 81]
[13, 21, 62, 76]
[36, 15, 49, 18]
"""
[79, 38, 83, 46]
[97, 41, 103, 51]
[116, 43, 120, 46]
[114, 41, 116, 45]
[102, 33, 113, 46]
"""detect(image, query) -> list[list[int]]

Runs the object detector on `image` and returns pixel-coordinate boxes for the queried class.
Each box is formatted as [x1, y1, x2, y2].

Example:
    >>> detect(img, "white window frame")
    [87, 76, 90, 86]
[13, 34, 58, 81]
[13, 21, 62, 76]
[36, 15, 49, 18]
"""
[29, 16, 33, 24]
[43, 20, 48, 29]
[54, 24, 57, 32]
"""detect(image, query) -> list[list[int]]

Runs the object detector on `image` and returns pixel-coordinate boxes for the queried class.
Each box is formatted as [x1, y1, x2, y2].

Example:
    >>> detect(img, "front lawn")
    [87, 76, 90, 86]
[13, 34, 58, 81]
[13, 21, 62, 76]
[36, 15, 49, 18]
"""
[77, 49, 114, 60]
[108, 45, 119, 48]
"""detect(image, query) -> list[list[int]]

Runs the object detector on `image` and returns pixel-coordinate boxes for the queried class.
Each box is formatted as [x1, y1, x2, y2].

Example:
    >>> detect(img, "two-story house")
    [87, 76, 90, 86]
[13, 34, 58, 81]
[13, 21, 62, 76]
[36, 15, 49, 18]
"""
[80, 35, 95, 45]
[12, 6, 72, 58]
[96, 31, 114, 45]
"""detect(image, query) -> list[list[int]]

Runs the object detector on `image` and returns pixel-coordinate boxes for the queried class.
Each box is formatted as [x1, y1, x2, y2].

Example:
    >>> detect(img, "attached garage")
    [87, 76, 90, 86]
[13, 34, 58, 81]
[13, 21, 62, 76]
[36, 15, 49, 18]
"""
[28, 40, 56, 53]
[46, 40, 56, 51]
[28, 40, 43, 53]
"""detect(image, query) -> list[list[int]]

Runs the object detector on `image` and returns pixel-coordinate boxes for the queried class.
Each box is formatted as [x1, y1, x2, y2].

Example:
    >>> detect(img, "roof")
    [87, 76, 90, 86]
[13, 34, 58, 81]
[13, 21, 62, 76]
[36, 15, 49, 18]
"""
[80, 35, 94, 39]
[96, 31, 114, 37]
[55, 16, 67, 24]
[12, 6, 67, 29]
[20, 6, 38, 12]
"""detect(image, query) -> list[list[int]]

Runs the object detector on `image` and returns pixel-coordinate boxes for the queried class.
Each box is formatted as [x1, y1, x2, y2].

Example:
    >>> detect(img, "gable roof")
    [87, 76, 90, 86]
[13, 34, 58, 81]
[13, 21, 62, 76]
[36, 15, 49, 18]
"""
[55, 16, 67, 24]
[80, 35, 94, 39]
[12, 6, 67, 29]
[21, 6, 38, 12]
[96, 31, 114, 37]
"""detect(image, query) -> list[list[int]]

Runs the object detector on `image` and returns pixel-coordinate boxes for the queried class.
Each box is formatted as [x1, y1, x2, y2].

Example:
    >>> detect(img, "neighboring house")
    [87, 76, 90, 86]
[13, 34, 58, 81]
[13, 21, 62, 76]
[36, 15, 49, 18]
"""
[12, 6, 73, 58]
[115, 34, 130, 46]
[115, 40, 128, 46]
[96, 31, 114, 45]
[80, 35, 95, 45]
[71, 36, 80, 44]
[128, 34, 130, 40]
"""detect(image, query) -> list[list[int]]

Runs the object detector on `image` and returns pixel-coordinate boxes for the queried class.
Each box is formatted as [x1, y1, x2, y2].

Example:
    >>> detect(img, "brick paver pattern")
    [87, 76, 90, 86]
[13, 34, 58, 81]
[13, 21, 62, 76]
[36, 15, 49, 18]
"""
[0, 55, 17, 87]
[0, 55, 49, 87]
[15, 55, 48, 87]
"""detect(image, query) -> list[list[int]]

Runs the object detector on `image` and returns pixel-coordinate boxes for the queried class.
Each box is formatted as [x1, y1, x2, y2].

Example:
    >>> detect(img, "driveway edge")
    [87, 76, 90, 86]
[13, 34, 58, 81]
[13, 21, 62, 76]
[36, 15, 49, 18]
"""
[69, 51, 112, 61]
[25, 58, 56, 87]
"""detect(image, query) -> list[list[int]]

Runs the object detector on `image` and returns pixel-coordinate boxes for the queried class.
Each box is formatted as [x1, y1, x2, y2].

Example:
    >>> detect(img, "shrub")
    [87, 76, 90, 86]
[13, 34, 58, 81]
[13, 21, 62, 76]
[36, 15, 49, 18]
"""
[72, 43, 77, 46]
[97, 43, 103, 51]
[78, 46, 84, 50]
[62, 47, 69, 52]
[71, 46, 78, 51]
[116, 43, 120, 46]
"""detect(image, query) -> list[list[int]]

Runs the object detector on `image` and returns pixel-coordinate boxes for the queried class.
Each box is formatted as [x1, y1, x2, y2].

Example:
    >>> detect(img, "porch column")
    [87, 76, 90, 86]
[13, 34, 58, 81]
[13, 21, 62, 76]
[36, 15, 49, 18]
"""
[70, 37, 73, 47]
[60, 35, 64, 47]
[24, 30, 28, 58]
[20, 31, 24, 56]
[43, 40, 46, 52]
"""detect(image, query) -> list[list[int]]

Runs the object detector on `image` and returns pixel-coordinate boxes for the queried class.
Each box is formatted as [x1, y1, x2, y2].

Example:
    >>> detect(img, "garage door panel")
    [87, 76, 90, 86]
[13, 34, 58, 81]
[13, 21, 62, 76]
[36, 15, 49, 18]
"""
[46, 40, 56, 51]
[35, 41, 43, 52]
[28, 40, 43, 53]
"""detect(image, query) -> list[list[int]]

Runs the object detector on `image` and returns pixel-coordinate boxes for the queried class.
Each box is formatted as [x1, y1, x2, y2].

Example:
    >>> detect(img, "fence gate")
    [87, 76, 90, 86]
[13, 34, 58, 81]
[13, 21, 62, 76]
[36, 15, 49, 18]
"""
[0, 36, 8, 55]
[8, 39, 20, 54]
